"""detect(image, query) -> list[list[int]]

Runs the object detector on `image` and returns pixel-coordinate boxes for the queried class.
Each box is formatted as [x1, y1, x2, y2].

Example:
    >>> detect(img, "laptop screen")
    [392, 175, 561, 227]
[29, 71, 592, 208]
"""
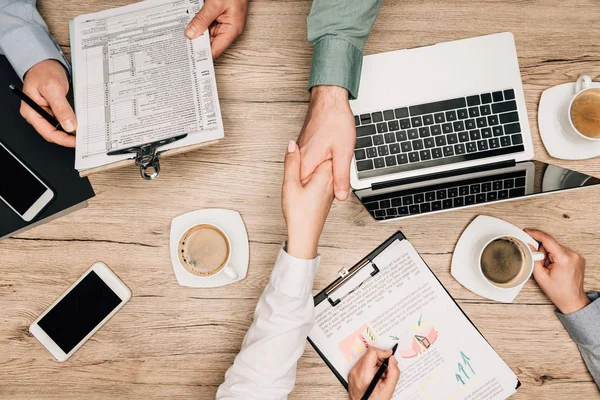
[355, 161, 600, 220]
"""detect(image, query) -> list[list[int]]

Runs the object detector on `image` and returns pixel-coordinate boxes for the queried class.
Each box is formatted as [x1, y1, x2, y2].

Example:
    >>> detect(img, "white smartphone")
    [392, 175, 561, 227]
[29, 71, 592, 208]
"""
[29, 262, 131, 362]
[0, 141, 54, 221]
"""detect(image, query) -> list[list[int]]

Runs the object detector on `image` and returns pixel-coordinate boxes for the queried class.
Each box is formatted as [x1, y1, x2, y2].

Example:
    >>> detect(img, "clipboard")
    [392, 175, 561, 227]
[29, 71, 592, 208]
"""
[68, 11, 223, 181]
[308, 230, 521, 393]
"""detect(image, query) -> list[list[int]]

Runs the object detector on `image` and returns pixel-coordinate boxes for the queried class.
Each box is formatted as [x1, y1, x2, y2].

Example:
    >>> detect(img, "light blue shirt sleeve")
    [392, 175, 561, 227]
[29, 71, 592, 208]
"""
[0, 0, 69, 80]
[556, 291, 600, 390]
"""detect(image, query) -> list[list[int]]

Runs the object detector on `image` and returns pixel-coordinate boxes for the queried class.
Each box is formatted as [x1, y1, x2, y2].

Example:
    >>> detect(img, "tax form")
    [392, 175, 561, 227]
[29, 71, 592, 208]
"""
[70, 0, 223, 171]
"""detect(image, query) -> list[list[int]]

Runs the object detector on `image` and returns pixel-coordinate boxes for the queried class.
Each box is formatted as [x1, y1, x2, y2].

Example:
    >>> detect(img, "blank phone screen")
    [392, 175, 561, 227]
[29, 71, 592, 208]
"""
[38, 271, 122, 354]
[0, 143, 47, 215]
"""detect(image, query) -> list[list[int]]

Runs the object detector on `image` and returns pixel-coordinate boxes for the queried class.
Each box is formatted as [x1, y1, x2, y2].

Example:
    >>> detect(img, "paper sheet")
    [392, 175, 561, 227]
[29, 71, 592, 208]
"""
[71, 0, 223, 171]
[309, 239, 518, 400]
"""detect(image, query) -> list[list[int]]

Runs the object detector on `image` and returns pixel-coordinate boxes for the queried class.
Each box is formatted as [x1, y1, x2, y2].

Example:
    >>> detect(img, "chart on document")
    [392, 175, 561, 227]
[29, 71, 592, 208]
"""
[71, 0, 223, 171]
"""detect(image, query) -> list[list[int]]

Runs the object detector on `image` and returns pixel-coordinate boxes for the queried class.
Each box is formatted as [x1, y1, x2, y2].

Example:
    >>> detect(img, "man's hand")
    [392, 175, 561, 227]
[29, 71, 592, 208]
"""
[297, 85, 356, 201]
[282, 141, 334, 259]
[185, 0, 248, 58]
[348, 346, 400, 400]
[525, 229, 590, 314]
[21, 59, 76, 147]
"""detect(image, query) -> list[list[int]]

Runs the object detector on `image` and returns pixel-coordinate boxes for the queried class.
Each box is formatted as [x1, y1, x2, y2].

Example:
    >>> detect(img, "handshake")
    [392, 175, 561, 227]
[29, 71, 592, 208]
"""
[282, 85, 358, 260]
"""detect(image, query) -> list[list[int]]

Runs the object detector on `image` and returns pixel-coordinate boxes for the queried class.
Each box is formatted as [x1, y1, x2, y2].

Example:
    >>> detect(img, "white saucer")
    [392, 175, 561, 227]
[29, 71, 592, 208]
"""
[538, 81, 600, 160]
[169, 209, 249, 288]
[451, 215, 539, 303]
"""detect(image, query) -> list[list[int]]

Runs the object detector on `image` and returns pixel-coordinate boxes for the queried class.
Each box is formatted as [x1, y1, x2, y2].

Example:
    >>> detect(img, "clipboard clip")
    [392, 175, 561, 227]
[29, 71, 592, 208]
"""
[325, 258, 379, 307]
[107, 134, 187, 180]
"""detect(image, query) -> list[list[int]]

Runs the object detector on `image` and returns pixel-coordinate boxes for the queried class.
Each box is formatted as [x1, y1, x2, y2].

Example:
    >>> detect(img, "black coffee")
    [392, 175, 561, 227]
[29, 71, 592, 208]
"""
[480, 238, 524, 284]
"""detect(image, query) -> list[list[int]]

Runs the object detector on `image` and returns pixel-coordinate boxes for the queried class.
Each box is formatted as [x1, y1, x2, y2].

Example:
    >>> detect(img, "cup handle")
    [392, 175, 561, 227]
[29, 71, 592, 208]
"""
[532, 252, 546, 261]
[222, 264, 239, 280]
[575, 75, 592, 93]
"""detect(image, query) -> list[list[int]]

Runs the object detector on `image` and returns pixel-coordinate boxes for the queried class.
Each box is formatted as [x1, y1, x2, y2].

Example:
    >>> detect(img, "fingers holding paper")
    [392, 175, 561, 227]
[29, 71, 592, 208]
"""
[348, 346, 400, 400]
[185, 0, 248, 58]
[21, 60, 76, 148]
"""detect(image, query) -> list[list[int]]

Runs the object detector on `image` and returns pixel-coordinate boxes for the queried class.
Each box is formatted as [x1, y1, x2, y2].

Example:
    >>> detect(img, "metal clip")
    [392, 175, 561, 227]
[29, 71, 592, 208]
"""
[338, 268, 350, 278]
[325, 258, 379, 306]
[107, 134, 187, 180]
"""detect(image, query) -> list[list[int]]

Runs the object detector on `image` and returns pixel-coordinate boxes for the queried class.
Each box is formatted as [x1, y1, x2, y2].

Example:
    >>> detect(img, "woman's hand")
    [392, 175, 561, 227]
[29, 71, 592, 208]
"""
[282, 141, 334, 259]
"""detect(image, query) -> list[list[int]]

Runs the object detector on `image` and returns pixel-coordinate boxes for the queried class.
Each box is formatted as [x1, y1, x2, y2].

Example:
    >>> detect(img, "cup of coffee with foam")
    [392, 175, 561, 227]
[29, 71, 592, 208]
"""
[569, 75, 600, 141]
[478, 235, 544, 289]
[178, 224, 238, 280]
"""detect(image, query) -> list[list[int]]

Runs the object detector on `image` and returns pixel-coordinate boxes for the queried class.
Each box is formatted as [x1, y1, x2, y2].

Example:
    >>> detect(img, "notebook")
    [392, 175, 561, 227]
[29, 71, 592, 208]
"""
[0, 56, 95, 239]
[308, 231, 520, 399]
[69, 0, 223, 176]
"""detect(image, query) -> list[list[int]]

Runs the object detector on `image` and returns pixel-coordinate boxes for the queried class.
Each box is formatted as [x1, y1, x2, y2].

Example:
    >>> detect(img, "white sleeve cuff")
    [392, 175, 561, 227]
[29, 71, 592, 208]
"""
[270, 246, 320, 298]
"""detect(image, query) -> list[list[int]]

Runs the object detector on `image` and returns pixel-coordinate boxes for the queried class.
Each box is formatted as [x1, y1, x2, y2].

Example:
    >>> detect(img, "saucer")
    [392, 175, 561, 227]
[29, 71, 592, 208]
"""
[170, 209, 249, 288]
[451, 215, 539, 303]
[538, 81, 600, 160]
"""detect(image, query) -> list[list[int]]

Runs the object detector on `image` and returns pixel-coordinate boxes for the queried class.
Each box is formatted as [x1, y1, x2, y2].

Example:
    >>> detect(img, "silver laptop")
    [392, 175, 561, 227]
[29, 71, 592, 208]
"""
[350, 32, 599, 220]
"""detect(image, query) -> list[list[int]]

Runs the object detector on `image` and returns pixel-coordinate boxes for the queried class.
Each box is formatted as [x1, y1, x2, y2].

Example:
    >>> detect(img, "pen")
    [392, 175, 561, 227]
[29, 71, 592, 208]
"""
[9, 84, 66, 132]
[360, 343, 398, 400]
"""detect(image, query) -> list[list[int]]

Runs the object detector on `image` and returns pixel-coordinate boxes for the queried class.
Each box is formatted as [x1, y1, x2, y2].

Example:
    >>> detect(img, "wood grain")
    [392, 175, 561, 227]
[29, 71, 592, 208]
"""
[2, 0, 600, 398]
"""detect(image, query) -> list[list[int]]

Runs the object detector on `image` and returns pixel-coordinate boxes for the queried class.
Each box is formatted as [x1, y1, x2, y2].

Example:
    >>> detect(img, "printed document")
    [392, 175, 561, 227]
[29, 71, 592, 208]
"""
[71, 0, 223, 171]
[309, 239, 518, 400]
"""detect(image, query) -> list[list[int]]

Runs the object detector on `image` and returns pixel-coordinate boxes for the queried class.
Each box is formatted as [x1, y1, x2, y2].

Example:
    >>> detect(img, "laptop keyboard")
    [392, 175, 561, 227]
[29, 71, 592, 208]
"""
[354, 89, 525, 178]
[363, 170, 527, 220]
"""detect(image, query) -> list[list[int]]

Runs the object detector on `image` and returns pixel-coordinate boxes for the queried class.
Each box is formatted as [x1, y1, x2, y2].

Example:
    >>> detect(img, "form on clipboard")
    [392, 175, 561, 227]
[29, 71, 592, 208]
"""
[308, 231, 520, 400]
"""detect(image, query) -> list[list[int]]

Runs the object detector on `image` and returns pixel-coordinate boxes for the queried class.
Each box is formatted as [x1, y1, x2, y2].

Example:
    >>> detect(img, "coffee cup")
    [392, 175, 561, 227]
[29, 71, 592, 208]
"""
[477, 235, 544, 289]
[568, 75, 600, 140]
[178, 224, 238, 280]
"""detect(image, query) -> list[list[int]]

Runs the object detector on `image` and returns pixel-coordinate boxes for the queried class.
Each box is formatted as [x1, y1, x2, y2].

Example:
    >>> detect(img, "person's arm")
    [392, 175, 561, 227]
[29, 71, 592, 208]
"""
[525, 229, 600, 390]
[307, 0, 383, 100]
[0, 0, 77, 146]
[216, 248, 320, 400]
[555, 291, 600, 390]
[0, 0, 69, 79]
[298, 0, 382, 202]
[217, 141, 334, 399]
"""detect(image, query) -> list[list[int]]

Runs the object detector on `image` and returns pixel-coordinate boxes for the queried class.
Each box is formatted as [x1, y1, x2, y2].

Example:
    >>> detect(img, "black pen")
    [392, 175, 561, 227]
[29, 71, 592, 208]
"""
[9, 84, 66, 132]
[360, 343, 398, 400]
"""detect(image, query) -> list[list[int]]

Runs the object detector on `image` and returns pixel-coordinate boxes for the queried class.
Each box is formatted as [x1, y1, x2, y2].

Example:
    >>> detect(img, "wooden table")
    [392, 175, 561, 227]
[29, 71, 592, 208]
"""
[2, 0, 600, 398]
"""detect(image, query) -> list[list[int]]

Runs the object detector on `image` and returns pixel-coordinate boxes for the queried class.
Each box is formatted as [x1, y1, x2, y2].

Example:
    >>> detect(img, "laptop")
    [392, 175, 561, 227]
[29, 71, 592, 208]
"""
[350, 32, 600, 220]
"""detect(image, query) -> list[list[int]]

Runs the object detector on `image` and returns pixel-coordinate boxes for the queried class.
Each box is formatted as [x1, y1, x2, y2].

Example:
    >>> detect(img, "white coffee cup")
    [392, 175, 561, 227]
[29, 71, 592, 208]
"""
[568, 75, 600, 141]
[477, 235, 544, 289]
[178, 224, 238, 280]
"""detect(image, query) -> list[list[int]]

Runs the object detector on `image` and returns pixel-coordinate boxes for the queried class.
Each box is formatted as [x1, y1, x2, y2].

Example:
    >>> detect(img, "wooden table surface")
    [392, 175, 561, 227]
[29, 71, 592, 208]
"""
[2, 0, 600, 398]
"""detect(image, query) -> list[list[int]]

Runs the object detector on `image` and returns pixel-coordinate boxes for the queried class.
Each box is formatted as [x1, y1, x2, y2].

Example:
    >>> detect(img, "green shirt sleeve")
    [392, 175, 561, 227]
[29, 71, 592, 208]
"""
[306, 0, 383, 100]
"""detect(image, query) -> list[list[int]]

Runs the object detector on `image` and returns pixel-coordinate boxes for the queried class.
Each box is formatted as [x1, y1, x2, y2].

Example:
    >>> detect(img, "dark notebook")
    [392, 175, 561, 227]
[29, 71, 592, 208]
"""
[0, 55, 95, 239]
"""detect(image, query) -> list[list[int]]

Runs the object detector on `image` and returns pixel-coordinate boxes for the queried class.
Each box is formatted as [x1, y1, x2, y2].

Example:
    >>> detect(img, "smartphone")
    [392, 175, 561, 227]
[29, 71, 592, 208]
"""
[29, 262, 131, 362]
[0, 141, 54, 221]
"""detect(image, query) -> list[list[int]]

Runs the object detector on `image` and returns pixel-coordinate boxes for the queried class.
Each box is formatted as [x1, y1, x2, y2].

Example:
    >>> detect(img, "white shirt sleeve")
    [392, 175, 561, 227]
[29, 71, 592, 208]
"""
[216, 247, 320, 400]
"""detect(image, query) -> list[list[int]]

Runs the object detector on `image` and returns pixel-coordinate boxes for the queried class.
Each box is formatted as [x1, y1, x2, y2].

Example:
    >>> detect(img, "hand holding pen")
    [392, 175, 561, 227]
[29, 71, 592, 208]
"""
[348, 345, 400, 400]
[12, 59, 77, 148]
